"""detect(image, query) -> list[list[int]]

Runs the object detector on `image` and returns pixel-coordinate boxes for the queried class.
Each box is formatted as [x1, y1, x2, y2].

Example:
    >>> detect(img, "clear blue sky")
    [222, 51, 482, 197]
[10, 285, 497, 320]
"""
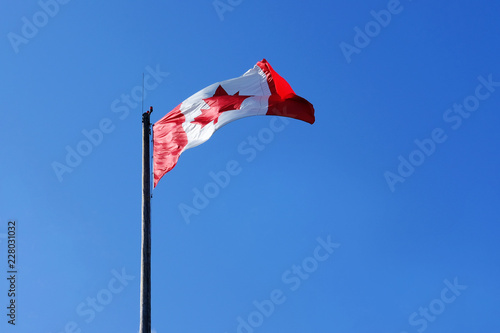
[1, 0, 499, 332]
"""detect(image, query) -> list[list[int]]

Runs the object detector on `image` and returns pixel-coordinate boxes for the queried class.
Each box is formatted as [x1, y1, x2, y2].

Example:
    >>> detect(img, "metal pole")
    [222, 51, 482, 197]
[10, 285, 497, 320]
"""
[140, 106, 152, 333]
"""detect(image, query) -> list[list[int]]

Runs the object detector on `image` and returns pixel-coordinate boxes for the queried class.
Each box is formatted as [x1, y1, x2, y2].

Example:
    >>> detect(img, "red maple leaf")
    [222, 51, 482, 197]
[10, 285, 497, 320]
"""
[192, 85, 251, 128]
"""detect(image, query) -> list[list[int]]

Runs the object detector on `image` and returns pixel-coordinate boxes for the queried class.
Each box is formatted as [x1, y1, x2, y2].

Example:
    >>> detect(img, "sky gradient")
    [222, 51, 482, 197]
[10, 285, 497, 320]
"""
[1, 0, 500, 332]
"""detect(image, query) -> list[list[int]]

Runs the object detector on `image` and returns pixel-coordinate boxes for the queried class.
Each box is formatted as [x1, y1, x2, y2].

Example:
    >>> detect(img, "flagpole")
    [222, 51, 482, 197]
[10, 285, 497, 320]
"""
[140, 106, 153, 333]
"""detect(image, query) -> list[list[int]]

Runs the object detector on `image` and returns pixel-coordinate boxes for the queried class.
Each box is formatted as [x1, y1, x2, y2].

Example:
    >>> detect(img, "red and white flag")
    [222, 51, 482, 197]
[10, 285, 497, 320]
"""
[153, 59, 315, 187]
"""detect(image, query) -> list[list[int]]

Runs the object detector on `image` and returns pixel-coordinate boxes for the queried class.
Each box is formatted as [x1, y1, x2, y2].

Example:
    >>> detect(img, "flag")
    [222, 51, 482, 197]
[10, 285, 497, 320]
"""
[153, 59, 315, 187]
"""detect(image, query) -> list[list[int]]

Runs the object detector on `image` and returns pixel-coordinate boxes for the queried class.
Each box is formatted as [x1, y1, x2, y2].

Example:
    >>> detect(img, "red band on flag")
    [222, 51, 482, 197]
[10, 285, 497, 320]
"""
[257, 59, 315, 124]
[153, 104, 188, 187]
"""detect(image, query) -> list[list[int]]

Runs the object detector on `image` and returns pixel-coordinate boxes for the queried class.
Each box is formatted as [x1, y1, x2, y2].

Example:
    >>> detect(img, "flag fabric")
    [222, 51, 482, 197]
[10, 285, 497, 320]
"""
[153, 59, 315, 187]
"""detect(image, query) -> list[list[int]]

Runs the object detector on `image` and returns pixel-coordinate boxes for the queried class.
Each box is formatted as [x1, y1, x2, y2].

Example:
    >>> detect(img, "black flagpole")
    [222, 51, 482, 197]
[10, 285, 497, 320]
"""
[140, 106, 153, 333]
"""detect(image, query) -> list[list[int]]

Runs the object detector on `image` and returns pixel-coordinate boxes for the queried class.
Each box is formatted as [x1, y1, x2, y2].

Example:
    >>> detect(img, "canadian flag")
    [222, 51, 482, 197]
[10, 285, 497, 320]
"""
[153, 59, 315, 187]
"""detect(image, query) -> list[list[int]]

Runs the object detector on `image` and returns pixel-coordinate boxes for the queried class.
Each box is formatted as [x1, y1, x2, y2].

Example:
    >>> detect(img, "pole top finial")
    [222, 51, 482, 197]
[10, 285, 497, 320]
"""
[142, 106, 153, 122]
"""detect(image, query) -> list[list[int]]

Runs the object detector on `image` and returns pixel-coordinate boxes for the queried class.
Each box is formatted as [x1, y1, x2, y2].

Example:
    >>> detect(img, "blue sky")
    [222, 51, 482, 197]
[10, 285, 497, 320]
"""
[1, 0, 500, 332]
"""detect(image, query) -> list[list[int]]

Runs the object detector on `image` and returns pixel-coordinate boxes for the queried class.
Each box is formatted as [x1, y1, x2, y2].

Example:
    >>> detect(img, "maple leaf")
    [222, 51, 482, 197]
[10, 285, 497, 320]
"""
[192, 85, 251, 128]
